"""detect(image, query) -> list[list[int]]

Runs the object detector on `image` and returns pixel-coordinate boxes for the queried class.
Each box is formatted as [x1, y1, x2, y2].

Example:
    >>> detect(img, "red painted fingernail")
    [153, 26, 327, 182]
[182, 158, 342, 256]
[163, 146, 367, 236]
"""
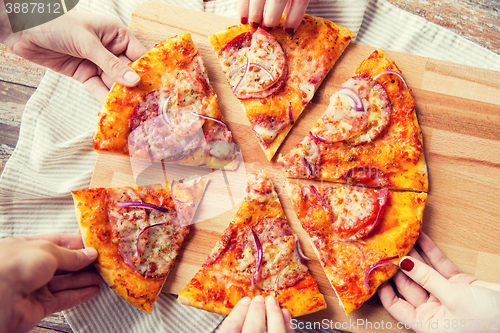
[261, 25, 272, 32]
[285, 28, 294, 34]
[241, 17, 248, 24]
[251, 22, 259, 29]
[400, 258, 414, 272]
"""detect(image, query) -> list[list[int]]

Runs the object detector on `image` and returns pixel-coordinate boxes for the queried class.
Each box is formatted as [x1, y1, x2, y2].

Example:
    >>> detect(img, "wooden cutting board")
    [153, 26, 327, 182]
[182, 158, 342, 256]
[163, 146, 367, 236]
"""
[90, 2, 500, 331]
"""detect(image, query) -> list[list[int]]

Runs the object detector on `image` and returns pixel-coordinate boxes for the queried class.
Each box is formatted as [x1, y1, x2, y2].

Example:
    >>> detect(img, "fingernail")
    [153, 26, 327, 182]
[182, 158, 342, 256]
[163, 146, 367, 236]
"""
[285, 28, 294, 34]
[251, 22, 259, 29]
[241, 17, 248, 24]
[82, 247, 98, 260]
[282, 308, 292, 322]
[265, 295, 278, 306]
[261, 25, 272, 32]
[253, 295, 264, 303]
[400, 258, 414, 272]
[123, 70, 140, 84]
[239, 297, 251, 305]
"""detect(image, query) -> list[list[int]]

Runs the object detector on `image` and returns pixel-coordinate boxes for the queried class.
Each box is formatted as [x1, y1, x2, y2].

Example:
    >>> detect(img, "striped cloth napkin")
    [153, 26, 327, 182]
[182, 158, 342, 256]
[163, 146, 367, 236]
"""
[1, 0, 499, 332]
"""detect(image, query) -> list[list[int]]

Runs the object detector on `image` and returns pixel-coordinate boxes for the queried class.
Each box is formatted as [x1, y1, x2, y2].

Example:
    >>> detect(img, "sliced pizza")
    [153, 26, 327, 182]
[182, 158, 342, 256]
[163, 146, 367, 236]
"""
[93, 32, 239, 170]
[278, 49, 428, 192]
[210, 15, 354, 161]
[71, 177, 208, 313]
[284, 179, 426, 314]
[177, 171, 326, 317]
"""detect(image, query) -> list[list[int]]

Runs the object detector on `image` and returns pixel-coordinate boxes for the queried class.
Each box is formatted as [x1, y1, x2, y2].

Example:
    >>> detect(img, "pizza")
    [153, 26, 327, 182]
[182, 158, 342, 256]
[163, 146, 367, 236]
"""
[93, 32, 239, 170]
[278, 49, 428, 192]
[71, 177, 208, 313]
[209, 15, 354, 161]
[177, 171, 327, 317]
[284, 179, 426, 314]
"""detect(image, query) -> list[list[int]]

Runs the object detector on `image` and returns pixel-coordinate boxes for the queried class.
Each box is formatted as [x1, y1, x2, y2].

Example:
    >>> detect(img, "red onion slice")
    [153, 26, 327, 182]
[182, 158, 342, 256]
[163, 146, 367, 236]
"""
[332, 240, 365, 262]
[190, 112, 227, 127]
[309, 185, 323, 202]
[373, 70, 409, 89]
[288, 102, 294, 125]
[229, 65, 245, 80]
[338, 87, 364, 112]
[364, 261, 398, 289]
[161, 96, 172, 125]
[309, 131, 331, 144]
[170, 180, 195, 207]
[251, 228, 263, 287]
[303, 157, 314, 176]
[136, 223, 168, 258]
[294, 235, 310, 261]
[249, 62, 276, 81]
[233, 57, 250, 94]
[116, 201, 168, 213]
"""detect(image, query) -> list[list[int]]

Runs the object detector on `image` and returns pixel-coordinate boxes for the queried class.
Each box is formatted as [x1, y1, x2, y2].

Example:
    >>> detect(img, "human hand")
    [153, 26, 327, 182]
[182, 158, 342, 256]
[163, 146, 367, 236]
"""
[238, 0, 310, 34]
[0, 234, 103, 333]
[220, 295, 295, 333]
[378, 232, 500, 333]
[2, 10, 148, 103]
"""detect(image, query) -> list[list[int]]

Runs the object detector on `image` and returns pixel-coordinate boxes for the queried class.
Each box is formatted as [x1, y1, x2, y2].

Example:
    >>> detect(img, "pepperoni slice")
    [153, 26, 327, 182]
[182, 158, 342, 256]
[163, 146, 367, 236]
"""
[348, 77, 392, 145]
[329, 188, 380, 240]
[220, 28, 286, 99]
[363, 188, 389, 237]
[106, 188, 182, 278]
[310, 77, 371, 143]
[338, 166, 391, 187]
[128, 93, 205, 162]
[310, 76, 392, 144]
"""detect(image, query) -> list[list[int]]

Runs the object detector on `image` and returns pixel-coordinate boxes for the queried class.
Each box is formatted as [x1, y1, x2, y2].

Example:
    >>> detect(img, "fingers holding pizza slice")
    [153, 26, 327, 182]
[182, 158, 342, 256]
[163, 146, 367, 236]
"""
[177, 171, 327, 317]
[71, 177, 208, 313]
[210, 15, 354, 161]
[284, 179, 426, 314]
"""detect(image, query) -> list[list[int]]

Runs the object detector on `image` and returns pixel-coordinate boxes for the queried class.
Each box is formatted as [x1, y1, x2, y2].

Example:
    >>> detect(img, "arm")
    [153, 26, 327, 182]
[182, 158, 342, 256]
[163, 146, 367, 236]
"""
[0, 234, 103, 333]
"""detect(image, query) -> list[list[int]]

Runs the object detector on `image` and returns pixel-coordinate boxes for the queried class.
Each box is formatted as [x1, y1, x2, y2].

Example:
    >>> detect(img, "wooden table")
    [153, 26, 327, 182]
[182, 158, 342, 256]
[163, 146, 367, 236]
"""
[0, 1, 498, 332]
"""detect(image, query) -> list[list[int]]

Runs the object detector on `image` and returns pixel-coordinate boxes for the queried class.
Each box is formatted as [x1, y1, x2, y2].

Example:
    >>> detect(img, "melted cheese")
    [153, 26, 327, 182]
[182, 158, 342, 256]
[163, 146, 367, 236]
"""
[253, 123, 278, 143]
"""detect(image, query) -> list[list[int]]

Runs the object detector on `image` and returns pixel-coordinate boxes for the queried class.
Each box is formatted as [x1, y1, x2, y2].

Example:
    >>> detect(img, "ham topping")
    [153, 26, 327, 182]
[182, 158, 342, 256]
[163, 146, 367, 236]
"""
[106, 188, 188, 278]
[310, 76, 392, 144]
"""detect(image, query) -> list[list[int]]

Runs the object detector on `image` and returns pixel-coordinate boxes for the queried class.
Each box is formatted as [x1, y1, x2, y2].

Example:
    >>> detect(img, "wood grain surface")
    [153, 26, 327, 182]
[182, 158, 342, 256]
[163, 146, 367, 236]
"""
[86, 3, 500, 331]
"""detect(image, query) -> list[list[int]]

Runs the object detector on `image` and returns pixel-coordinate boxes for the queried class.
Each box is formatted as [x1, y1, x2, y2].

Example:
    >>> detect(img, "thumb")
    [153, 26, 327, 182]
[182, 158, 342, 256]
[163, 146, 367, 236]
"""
[87, 38, 141, 87]
[399, 256, 458, 306]
[53, 246, 98, 272]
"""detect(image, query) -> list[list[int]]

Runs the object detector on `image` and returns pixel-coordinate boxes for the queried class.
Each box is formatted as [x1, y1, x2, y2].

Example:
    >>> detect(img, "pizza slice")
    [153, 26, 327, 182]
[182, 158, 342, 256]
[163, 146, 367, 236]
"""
[177, 171, 327, 317]
[71, 176, 208, 313]
[278, 49, 428, 192]
[284, 179, 426, 314]
[210, 15, 354, 161]
[93, 32, 239, 170]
